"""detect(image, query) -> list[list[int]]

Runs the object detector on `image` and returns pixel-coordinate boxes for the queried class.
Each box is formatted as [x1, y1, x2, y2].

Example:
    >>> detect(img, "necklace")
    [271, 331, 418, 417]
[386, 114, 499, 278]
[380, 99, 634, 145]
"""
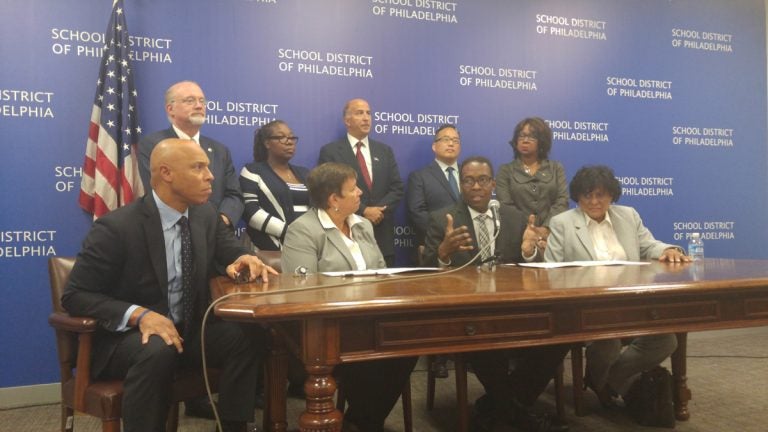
[271, 163, 297, 183]
[522, 160, 538, 175]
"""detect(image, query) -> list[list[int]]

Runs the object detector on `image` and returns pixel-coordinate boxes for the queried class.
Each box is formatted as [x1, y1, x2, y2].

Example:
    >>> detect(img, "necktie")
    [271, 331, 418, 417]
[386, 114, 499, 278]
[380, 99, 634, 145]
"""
[475, 214, 491, 261]
[446, 166, 460, 201]
[355, 142, 373, 190]
[177, 216, 194, 332]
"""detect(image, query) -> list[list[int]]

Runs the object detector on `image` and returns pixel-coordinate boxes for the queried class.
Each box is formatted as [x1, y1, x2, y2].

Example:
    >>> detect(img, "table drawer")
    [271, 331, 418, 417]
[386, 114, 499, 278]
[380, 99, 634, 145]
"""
[376, 312, 553, 348]
[581, 300, 719, 330]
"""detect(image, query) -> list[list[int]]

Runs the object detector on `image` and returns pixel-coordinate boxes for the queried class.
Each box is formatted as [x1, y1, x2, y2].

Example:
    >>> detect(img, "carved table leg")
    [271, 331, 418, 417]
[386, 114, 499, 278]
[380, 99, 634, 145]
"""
[299, 364, 343, 432]
[671, 332, 692, 421]
[265, 328, 288, 432]
[300, 318, 343, 432]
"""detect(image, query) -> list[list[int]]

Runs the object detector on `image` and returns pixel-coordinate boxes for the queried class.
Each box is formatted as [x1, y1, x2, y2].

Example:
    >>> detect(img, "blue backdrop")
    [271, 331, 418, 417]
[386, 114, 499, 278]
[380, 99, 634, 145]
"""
[1, 0, 766, 388]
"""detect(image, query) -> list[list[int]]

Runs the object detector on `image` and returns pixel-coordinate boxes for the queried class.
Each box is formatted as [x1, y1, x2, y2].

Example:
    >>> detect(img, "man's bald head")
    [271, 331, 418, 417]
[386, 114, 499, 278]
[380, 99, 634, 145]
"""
[150, 138, 214, 212]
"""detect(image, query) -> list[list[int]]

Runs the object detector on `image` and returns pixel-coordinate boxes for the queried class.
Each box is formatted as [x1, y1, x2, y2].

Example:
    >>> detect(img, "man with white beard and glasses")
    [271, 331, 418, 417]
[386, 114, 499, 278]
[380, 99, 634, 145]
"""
[139, 80, 243, 232]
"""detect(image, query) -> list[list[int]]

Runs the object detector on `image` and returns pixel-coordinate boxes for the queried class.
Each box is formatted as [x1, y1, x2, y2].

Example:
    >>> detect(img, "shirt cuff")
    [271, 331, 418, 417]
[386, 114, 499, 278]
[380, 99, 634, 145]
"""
[522, 245, 538, 262]
[117, 304, 142, 332]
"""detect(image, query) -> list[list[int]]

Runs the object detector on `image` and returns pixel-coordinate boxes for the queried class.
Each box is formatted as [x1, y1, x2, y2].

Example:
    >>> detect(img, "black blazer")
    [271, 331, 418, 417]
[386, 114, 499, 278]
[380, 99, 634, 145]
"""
[422, 201, 527, 267]
[318, 137, 403, 257]
[406, 160, 459, 244]
[62, 193, 249, 377]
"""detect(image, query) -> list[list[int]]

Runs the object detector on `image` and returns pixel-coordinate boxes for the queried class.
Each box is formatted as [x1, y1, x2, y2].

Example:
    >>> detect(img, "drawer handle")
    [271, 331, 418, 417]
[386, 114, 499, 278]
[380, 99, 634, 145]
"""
[464, 325, 476, 336]
[650, 309, 660, 320]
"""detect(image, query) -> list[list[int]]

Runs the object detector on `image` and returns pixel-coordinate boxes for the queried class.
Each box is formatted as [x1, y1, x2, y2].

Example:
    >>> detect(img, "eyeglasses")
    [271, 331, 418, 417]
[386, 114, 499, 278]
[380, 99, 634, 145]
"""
[517, 133, 538, 142]
[460, 176, 493, 187]
[176, 97, 206, 106]
[435, 136, 460, 144]
[269, 136, 300, 144]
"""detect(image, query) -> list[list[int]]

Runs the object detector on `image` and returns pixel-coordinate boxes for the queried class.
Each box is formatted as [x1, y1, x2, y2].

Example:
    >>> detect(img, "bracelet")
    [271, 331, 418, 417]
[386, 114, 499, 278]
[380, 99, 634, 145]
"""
[135, 308, 151, 327]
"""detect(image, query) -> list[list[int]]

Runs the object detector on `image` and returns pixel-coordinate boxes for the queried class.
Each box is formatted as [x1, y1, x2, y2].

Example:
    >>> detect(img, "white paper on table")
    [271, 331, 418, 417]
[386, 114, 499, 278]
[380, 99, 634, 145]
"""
[510, 260, 651, 269]
[322, 267, 442, 277]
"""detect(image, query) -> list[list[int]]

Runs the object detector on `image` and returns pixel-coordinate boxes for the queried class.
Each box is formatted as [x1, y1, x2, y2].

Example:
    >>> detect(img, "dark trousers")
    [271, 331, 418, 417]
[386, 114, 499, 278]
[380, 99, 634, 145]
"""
[467, 344, 569, 410]
[336, 357, 418, 431]
[99, 320, 266, 432]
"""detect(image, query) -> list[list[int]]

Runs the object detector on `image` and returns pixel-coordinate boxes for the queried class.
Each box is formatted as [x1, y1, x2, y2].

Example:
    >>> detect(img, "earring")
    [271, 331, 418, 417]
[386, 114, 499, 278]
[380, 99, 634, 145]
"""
[334, 207, 339, 212]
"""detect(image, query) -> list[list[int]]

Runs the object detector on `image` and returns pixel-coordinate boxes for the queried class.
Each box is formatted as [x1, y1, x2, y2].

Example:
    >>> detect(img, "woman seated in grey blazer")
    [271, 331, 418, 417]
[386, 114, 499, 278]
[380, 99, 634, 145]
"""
[544, 165, 690, 410]
[282, 162, 417, 432]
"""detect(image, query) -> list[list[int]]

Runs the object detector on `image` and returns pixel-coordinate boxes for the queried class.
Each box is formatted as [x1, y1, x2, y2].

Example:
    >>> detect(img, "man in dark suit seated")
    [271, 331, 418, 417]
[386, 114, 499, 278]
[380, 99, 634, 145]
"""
[138, 80, 245, 419]
[318, 98, 404, 267]
[63, 138, 278, 432]
[422, 156, 569, 432]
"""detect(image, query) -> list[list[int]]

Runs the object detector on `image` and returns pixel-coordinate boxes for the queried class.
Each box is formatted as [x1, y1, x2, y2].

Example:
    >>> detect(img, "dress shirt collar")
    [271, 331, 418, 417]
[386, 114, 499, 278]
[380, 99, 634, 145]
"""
[467, 205, 492, 220]
[435, 159, 459, 173]
[172, 124, 200, 144]
[348, 134, 369, 149]
[153, 190, 189, 230]
[317, 208, 364, 231]
[583, 208, 614, 228]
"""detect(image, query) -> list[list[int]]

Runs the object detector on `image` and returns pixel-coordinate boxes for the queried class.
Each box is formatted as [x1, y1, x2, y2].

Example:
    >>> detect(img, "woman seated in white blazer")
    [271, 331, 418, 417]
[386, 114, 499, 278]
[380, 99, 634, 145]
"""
[544, 165, 690, 411]
[282, 162, 416, 432]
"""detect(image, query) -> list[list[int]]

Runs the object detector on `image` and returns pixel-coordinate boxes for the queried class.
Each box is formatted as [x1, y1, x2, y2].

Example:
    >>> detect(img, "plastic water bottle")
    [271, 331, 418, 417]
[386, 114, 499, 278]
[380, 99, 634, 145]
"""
[688, 233, 704, 261]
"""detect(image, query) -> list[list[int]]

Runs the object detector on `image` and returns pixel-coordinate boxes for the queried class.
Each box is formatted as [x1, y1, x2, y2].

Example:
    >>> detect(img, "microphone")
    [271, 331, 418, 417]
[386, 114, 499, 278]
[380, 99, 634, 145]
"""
[488, 199, 501, 230]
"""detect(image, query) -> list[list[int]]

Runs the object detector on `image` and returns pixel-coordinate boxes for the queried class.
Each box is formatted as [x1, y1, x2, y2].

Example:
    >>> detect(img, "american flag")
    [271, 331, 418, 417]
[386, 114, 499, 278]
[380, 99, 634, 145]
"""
[79, 0, 143, 219]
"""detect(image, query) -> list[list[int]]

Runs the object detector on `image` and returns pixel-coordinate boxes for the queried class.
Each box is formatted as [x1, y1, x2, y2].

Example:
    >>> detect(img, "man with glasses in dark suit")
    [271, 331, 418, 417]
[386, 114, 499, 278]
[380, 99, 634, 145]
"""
[422, 156, 569, 432]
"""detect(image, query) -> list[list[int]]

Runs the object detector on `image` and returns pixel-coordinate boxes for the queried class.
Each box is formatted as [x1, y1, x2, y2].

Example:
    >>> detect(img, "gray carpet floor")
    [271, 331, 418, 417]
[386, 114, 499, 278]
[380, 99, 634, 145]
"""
[3, 327, 766, 431]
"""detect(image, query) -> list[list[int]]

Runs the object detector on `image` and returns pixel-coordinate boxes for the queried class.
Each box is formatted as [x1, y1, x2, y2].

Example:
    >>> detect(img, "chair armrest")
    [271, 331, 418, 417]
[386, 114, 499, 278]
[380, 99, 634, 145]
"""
[48, 312, 98, 333]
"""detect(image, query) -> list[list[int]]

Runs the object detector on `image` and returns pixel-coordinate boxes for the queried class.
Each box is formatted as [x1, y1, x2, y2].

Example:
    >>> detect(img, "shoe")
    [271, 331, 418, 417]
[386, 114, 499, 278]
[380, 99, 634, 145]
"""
[476, 394, 569, 432]
[511, 408, 569, 432]
[584, 372, 623, 410]
[471, 395, 496, 432]
[185, 396, 216, 419]
[432, 356, 449, 379]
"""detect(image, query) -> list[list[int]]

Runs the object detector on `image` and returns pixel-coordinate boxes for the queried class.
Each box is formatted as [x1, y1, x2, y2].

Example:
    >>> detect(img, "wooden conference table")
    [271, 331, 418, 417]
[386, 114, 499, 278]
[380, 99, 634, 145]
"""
[212, 258, 768, 432]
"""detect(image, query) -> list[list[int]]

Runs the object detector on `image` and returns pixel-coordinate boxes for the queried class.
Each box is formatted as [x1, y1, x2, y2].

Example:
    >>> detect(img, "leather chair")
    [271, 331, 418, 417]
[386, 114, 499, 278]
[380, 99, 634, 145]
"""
[47, 256, 219, 432]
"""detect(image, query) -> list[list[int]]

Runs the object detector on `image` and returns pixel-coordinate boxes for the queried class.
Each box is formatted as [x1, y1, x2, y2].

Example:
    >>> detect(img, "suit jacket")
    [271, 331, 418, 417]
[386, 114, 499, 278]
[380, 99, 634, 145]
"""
[138, 128, 244, 225]
[406, 160, 459, 244]
[318, 137, 403, 257]
[281, 208, 386, 274]
[62, 194, 249, 377]
[544, 205, 679, 262]
[422, 201, 527, 267]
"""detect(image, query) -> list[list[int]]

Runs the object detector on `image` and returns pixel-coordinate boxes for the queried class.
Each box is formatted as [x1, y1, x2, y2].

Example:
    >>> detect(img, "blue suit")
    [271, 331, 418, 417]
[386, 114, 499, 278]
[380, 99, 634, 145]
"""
[138, 128, 244, 225]
[406, 160, 459, 244]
